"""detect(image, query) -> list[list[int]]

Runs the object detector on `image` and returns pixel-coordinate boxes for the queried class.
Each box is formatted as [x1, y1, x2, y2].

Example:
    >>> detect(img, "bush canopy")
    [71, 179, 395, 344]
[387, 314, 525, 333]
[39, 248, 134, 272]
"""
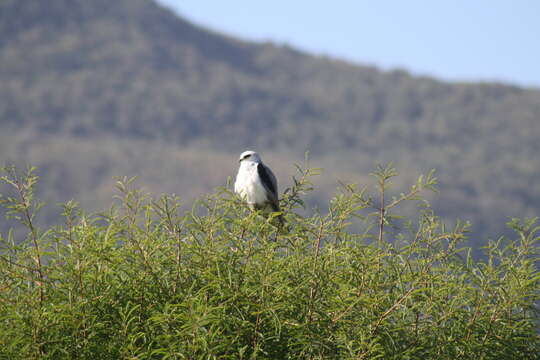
[0, 164, 538, 359]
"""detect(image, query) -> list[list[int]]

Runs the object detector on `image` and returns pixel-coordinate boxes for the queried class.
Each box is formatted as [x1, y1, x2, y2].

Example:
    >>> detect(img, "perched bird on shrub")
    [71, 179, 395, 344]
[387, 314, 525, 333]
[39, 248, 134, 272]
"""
[234, 150, 284, 225]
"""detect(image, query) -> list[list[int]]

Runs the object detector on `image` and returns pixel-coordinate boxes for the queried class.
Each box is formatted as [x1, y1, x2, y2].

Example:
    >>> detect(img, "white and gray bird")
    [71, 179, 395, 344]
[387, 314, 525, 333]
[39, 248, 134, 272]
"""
[234, 150, 281, 214]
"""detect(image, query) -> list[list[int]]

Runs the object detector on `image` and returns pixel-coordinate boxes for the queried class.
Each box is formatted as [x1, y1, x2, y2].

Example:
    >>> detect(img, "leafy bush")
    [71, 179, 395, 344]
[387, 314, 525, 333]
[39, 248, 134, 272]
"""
[0, 164, 538, 359]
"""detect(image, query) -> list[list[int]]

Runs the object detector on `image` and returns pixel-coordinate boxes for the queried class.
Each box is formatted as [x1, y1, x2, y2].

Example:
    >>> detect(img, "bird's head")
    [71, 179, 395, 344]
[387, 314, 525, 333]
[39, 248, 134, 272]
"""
[239, 150, 262, 163]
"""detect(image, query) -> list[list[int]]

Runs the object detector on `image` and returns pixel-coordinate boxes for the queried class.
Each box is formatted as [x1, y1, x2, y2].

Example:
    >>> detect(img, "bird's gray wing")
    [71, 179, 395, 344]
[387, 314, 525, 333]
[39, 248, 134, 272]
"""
[257, 163, 280, 211]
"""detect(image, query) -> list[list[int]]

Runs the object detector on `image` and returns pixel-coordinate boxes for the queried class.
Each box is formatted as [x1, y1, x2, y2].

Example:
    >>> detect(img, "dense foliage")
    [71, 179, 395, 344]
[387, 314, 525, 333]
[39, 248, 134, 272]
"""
[1, 165, 538, 359]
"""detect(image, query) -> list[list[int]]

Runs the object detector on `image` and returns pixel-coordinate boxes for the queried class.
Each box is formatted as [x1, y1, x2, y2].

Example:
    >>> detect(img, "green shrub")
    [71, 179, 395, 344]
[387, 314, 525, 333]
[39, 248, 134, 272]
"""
[0, 164, 538, 359]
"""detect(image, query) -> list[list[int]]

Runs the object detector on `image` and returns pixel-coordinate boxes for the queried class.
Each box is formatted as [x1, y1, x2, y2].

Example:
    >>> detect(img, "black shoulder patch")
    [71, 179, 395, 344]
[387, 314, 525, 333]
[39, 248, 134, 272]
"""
[257, 163, 277, 197]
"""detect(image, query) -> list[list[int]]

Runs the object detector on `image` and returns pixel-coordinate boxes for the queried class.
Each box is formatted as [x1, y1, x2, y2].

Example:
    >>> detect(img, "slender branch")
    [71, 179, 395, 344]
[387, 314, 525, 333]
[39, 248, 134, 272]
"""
[373, 287, 416, 332]
[386, 188, 420, 211]
[13, 169, 45, 306]
[308, 221, 325, 322]
[378, 182, 385, 248]
[252, 312, 261, 352]
[0, 254, 39, 272]
[332, 296, 363, 324]
[313, 221, 324, 259]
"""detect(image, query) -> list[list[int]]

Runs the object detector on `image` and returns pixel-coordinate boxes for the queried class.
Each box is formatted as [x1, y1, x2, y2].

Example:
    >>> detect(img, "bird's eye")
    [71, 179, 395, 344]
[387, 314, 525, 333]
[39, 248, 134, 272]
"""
[244, 154, 251, 159]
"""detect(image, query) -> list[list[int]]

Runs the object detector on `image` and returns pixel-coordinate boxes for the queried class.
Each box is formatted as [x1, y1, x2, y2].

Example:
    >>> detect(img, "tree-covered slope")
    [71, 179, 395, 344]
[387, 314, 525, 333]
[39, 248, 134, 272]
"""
[0, 0, 539, 246]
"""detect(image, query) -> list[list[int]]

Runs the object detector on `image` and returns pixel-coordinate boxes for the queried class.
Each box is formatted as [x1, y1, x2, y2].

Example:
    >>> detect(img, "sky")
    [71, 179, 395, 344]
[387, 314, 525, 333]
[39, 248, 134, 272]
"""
[157, 0, 540, 88]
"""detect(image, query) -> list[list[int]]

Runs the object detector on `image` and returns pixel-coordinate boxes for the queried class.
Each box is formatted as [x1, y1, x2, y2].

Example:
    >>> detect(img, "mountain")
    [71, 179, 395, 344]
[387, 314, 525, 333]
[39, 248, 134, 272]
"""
[1, 0, 539, 250]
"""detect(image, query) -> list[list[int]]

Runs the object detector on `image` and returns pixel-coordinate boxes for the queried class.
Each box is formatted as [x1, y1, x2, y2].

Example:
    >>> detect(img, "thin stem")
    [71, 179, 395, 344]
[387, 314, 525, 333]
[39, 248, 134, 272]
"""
[372, 287, 416, 332]
[378, 182, 385, 248]
[14, 171, 45, 306]
[308, 221, 325, 322]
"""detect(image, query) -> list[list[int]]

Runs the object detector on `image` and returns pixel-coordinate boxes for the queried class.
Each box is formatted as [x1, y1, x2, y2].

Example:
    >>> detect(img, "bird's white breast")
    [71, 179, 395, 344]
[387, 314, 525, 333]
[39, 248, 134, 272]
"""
[235, 162, 268, 205]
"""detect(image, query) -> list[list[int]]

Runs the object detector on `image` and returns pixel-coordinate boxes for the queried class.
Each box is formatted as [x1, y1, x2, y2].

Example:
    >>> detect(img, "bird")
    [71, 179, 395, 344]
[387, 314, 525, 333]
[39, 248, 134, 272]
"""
[234, 150, 283, 223]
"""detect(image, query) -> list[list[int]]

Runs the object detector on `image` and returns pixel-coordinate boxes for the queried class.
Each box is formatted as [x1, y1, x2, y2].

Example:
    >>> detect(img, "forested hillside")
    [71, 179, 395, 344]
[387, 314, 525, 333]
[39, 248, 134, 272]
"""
[1, 0, 539, 249]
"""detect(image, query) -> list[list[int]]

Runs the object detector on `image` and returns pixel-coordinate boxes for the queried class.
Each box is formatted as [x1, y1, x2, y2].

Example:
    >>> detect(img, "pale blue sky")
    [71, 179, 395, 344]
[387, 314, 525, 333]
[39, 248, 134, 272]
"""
[157, 0, 540, 88]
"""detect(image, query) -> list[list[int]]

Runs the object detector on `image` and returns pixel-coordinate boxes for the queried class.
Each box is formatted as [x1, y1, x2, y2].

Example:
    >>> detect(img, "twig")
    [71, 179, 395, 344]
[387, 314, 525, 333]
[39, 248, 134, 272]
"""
[373, 287, 416, 332]
[378, 182, 385, 248]
[307, 221, 325, 322]
[11, 169, 45, 306]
